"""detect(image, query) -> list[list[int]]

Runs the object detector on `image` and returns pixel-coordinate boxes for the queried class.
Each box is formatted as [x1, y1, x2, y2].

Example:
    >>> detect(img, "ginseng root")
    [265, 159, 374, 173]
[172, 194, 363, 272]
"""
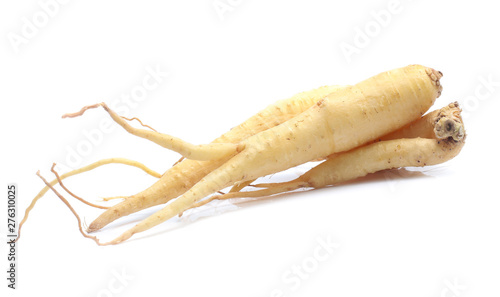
[189, 102, 465, 206]
[92, 64, 443, 244]
[20, 65, 459, 246]
[87, 85, 345, 232]
[16, 158, 161, 242]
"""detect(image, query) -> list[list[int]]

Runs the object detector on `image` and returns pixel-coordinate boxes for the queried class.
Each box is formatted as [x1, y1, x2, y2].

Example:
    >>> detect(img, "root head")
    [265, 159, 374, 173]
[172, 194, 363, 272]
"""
[425, 67, 444, 97]
[434, 102, 465, 141]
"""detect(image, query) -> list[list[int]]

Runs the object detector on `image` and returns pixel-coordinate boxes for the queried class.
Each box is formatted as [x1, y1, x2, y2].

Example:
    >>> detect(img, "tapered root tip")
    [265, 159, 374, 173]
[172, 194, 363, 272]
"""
[62, 103, 103, 118]
[86, 223, 100, 233]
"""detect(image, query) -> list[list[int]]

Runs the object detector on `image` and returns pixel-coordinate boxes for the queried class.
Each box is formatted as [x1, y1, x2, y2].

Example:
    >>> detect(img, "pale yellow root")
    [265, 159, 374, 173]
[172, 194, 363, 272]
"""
[64, 102, 242, 161]
[172, 156, 184, 166]
[88, 85, 345, 232]
[229, 179, 256, 193]
[185, 103, 463, 207]
[120, 116, 158, 132]
[98, 65, 443, 245]
[177, 178, 256, 217]
[36, 170, 101, 245]
[62, 105, 158, 132]
[49, 163, 108, 209]
[100, 196, 129, 202]
[196, 137, 464, 202]
[198, 102, 465, 202]
[16, 158, 160, 242]
[62, 103, 100, 118]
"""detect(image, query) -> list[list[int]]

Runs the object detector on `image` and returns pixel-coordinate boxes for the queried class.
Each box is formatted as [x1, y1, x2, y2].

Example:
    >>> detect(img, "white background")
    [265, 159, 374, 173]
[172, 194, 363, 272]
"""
[1, 0, 499, 296]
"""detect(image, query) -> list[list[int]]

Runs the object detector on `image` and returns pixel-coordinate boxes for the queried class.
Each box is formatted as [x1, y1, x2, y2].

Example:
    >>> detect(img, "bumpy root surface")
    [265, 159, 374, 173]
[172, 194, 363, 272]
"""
[185, 103, 465, 209]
